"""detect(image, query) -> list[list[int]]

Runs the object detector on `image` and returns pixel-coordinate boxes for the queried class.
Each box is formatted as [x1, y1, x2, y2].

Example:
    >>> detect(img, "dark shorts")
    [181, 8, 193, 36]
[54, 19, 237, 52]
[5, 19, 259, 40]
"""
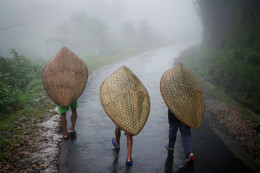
[168, 109, 179, 124]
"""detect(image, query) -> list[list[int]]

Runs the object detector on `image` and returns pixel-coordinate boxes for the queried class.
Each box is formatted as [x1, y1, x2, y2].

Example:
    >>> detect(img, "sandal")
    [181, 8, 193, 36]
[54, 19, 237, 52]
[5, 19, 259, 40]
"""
[69, 131, 77, 137]
[112, 138, 120, 151]
[186, 153, 196, 163]
[126, 158, 133, 165]
[63, 134, 69, 140]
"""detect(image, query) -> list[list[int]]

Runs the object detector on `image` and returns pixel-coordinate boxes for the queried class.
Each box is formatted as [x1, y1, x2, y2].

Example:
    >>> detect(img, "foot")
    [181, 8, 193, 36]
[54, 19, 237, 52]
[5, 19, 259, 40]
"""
[112, 138, 120, 151]
[165, 145, 174, 151]
[165, 145, 174, 158]
[69, 130, 77, 135]
[69, 130, 77, 138]
[126, 158, 133, 165]
[63, 133, 69, 140]
[186, 153, 196, 163]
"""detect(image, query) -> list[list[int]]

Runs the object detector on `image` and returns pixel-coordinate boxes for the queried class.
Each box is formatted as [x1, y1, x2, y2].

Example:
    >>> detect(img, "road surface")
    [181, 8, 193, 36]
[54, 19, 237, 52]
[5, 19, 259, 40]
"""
[58, 41, 252, 173]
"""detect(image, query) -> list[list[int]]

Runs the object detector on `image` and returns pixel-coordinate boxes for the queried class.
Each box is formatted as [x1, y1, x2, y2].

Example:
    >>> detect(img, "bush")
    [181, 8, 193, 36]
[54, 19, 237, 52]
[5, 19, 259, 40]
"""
[0, 82, 17, 112]
[0, 49, 45, 113]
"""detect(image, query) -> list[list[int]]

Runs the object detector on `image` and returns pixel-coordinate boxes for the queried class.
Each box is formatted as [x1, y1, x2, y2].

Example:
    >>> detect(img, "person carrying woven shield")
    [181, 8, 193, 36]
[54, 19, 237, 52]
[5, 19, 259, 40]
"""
[58, 101, 78, 139]
[160, 63, 205, 163]
[42, 47, 88, 141]
[112, 126, 133, 165]
[100, 66, 151, 166]
[166, 109, 195, 163]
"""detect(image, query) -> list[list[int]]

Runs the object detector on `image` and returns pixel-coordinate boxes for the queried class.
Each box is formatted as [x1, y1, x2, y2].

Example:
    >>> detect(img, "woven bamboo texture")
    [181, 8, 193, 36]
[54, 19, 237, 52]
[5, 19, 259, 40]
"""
[42, 47, 88, 107]
[100, 65, 150, 136]
[160, 63, 205, 129]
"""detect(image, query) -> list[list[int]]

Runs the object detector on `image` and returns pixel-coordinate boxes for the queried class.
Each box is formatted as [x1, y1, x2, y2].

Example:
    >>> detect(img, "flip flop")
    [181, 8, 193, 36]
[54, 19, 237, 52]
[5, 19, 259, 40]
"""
[112, 138, 120, 151]
[69, 131, 77, 135]
[69, 131, 77, 139]
[126, 158, 133, 165]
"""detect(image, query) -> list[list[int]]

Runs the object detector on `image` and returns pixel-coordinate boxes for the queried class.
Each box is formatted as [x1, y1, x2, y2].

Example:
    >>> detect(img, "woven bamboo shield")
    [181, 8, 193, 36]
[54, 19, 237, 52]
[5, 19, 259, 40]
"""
[42, 47, 88, 107]
[160, 63, 205, 129]
[100, 65, 150, 136]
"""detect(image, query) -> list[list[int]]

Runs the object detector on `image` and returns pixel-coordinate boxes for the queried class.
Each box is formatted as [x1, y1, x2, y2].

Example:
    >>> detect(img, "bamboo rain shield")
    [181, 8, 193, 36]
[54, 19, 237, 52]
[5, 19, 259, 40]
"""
[100, 65, 150, 136]
[160, 63, 205, 129]
[42, 47, 88, 107]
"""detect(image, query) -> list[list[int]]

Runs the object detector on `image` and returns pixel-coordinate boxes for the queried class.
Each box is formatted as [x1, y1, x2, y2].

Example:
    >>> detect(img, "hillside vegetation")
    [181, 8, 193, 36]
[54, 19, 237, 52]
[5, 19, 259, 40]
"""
[188, 0, 260, 114]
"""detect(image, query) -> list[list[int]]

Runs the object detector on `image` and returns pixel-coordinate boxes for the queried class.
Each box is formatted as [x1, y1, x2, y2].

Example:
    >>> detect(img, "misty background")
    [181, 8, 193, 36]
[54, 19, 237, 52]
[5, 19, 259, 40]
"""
[0, 0, 202, 60]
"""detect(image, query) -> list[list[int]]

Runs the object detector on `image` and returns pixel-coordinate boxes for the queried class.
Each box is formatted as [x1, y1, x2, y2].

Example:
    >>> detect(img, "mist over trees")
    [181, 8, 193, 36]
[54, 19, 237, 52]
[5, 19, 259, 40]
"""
[0, 0, 202, 59]
[197, 0, 260, 51]
[47, 13, 162, 58]
[194, 0, 260, 109]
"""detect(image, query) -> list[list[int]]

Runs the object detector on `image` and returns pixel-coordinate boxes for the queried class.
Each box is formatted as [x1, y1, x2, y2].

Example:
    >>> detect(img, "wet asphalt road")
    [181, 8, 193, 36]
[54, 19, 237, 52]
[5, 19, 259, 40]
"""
[58, 41, 252, 173]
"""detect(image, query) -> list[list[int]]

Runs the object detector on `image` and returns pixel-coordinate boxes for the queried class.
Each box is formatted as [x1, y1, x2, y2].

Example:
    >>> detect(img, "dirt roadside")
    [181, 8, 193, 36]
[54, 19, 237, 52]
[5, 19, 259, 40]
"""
[202, 80, 260, 172]
[0, 108, 61, 173]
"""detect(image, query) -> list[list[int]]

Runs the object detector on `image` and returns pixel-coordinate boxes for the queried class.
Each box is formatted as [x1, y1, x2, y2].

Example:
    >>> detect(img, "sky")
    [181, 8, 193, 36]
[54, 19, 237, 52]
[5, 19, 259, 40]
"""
[0, 0, 202, 59]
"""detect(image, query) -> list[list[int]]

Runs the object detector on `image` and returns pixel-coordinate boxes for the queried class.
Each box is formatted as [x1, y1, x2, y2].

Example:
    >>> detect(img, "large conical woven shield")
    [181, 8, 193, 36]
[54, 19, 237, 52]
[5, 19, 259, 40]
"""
[42, 47, 88, 107]
[100, 65, 150, 136]
[160, 63, 205, 129]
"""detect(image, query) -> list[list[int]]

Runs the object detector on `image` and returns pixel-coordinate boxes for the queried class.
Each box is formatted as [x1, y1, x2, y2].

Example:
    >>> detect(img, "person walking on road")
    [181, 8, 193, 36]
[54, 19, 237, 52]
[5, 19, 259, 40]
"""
[112, 126, 133, 165]
[42, 47, 88, 140]
[160, 63, 205, 163]
[166, 109, 196, 163]
[100, 66, 151, 166]
[58, 101, 78, 140]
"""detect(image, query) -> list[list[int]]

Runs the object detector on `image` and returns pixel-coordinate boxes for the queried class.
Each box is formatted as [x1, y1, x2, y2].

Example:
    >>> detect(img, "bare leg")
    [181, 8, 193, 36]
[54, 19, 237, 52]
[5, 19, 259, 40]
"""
[115, 127, 121, 148]
[61, 113, 68, 138]
[126, 133, 133, 162]
[70, 108, 77, 132]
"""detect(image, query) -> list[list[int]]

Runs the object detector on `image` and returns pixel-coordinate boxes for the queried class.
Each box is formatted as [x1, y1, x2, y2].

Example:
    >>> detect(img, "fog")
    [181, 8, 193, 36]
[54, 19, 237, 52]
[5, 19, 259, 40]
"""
[0, 0, 202, 59]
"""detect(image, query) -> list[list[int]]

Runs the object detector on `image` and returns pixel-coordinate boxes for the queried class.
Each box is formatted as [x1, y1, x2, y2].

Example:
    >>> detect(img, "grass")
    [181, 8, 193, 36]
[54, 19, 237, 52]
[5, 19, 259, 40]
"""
[0, 80, 56, 161]
[181, 46, 237, 105]
[179, 46, 201, 76]
[0, 95, 56, 160]
[202, 81, 239, 106]
[180, 45, 260, 123]
[222, 61, 260, 83]
[241, 110, 260, 123]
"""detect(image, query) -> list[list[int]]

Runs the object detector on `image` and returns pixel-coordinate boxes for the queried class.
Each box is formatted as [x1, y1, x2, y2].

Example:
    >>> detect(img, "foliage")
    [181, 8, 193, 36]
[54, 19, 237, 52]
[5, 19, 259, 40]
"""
[241, 110, 260, 123]
[193, 0, 260, 109]
[0, 96, 56, 160]
[180, 47, 260, 124]
[0, 49, 44, 113]
[197, 0, 260, 50]
[0, 83, 17, 112]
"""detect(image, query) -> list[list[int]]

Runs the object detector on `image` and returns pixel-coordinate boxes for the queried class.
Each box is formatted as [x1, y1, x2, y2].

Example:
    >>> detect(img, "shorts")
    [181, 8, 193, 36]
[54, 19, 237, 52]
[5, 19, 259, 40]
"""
[58, 101, 78, 114]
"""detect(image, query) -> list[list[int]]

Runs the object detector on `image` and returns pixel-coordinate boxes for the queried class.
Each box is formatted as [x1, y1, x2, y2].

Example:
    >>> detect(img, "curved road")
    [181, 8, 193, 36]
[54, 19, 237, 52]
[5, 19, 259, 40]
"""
[58, 41, 252, 173]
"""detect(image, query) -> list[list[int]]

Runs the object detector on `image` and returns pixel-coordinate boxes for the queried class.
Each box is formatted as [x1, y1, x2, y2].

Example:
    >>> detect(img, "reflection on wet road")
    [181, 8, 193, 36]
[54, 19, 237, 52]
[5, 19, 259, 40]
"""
[58, 41, 252, 173]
